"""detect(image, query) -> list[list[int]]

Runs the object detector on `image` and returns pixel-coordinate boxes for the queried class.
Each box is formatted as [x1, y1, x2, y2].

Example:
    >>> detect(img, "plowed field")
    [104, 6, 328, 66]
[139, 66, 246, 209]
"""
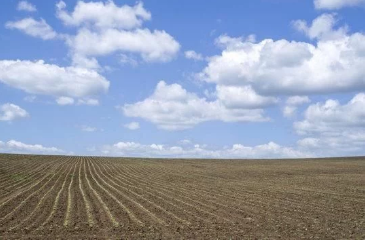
[0, 154, 364, 239]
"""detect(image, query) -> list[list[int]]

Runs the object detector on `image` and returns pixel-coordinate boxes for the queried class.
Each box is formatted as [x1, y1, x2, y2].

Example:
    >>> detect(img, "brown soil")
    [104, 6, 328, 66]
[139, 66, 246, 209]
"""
[0, 154, 364, 239]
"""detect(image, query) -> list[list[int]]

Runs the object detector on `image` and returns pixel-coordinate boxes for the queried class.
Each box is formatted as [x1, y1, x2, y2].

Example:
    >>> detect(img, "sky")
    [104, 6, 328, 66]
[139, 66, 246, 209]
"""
[1, 0, 365, 158]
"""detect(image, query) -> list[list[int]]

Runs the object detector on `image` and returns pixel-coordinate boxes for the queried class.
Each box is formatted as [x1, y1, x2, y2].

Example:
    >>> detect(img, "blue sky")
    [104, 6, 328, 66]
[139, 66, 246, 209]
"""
[1, 0, 365, 158]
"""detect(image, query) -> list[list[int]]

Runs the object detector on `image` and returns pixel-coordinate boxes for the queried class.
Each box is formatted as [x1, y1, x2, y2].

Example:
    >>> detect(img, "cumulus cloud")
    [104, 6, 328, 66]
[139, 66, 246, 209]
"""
[0, 140, 63, 154]
[56, 1, 179, 68]
[56, 97, 100, 106]
[0, 103, 29, 121]
[0, 60, 109, 104]
[56, 97, 75, 106]
[6, 1, 179, 69]
[297, 134, 365, 156]
[314, 0, 365, 9]
[77, 98, 99, 106]
[17, 1, 37, 12]
[295, 93, 365, 135]
[216, 85, 278, 109]
[295, 93, 365, 155]
[70, 54, 101, 70]
[292, 13, 348, 41]
[283, 96, 310, 118]
[102, 141, 310, 159]
[68, 28, 180, 64]
[185, 50, 204, 61]
[122, 81, 268, 130]
[286, 96, 311, 106]
[198, 14, 365, 96]
[5, 18, 57, 40]
[283, 107, 298, 118]
[56, 1, 151, 30]
[124, 122, 140, 130]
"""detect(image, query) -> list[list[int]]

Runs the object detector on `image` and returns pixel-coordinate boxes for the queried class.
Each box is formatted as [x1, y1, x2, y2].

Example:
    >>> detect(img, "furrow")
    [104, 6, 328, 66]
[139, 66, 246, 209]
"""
[77, 158, 95, 227]
[97, 159, 206, 224]
[103, 160, 233, 224]
[83, 158, 119, 227]
[0, 161, 56, 203]
[38, 158, 79, 229]
[0, 158, 69, 227]
[9, 159, 72, 231]
[89, 159, 167, 226]
[63, 158, 79, 227]
[92, 159, 185, 225]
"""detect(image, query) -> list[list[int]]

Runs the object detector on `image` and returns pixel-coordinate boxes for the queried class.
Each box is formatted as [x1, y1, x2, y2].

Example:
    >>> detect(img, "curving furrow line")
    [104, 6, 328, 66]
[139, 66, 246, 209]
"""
[0, 159, 51, 189]
[121, 161, 330, 223]
[63, 158, 80, 227]
[9, 158, 73, 231]
[101, 159, 233, 224]
[0, 158, 70, 226]
[76, 158, 95, 227]
[86, 159, 144, 226]
[91, 159, 187, 226]
[95, 159, 207, 224]
[0, 160, 56, 196]
[121, 162, 312, 225]
[83, 158, 119, 227]
[0, 160, 64, 209]
[39, 158, 79, 228]
[0, 159, 41, 186]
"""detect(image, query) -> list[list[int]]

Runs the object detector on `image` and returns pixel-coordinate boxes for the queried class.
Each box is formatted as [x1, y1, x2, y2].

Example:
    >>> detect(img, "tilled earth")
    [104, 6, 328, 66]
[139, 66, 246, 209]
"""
[0, 154, 364, 239]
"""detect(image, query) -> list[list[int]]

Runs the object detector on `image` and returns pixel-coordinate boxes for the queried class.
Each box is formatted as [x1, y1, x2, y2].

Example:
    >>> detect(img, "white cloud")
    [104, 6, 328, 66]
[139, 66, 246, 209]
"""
[216, 85, 278, 109]
[215, 34, 256, 48]
[0, 103, 29, 121]
[297, 134, 365, 156]
[297, 138, 320, 149]
[124, 122, 140, 130]
[68, 28, 180, 64]
[81, 125, 97, 132]
[56, 97, 99, 106]
[185, 50, 204, 61]
[71, 54, 101, 70]
[292, 13, 348, 41]
[17, 1, 37, 12]
[286, 96, 311, 106]
[314, 0, 365, 9]
[199, 36, 314, 90]
[295, 93, 365, 155]
[6, 18, 57, 40]
[283, 106, 297, 118]
[122, 81, 268, 130]
[56, 97, 75, 106]
[56, 1, 179, 68]
[295, 93, 365, 135]
[77, 98, 99, 106]
[198, 14, 365, 96]
[0, 60, 109, 103]
[56, 1, 151, 30]
[227, 142, 310, 159]
[283, 96, 310, 118]
[0, 140, 63, 154]
[102, 141, 310, 159]
[119, 54, 138, 66]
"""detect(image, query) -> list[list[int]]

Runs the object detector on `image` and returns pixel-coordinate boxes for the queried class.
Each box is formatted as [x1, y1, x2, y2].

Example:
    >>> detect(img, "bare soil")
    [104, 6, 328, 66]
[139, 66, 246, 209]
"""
[0, 154, 364, 239]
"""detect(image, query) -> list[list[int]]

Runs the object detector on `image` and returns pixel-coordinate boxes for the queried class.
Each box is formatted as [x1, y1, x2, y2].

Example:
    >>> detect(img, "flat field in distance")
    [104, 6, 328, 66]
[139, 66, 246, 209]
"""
[0, 154, 364, 239]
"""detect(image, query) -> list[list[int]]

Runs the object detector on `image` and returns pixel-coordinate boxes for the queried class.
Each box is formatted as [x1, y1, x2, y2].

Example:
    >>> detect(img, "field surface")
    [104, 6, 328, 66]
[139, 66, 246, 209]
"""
[0, 154, 364, 239]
